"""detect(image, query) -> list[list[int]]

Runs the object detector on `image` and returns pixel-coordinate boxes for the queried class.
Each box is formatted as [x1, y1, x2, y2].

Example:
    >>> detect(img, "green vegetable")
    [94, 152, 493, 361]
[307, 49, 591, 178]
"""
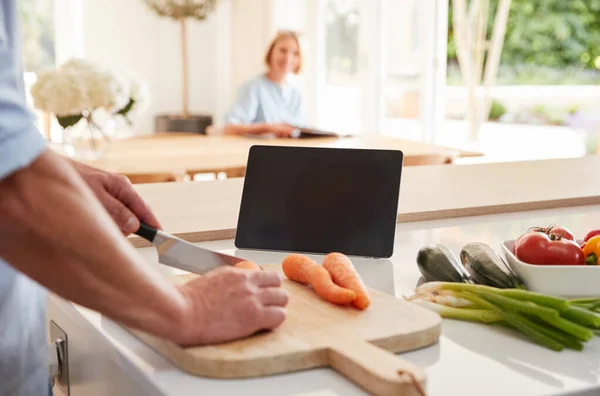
[438, 283, 594, 341]
[456, 291, 564, 351]
[411, 282, 600, 352]
[568, 297, 600, 304]
[540, 314, 594, 342]
[439, 283, 566, 310]
[411, 299, 502, 324]
[589, 301, 600, 311]
[560, 305, 600, 328]
[522, 316, 584, 351]
[460, 242, 525, 289]
[472, 289, 560, 320]
[416, 244, 471, 283]
[568, 298, 600, 314]
[497, 289, 567, 310]
[585, 253, 598, 266]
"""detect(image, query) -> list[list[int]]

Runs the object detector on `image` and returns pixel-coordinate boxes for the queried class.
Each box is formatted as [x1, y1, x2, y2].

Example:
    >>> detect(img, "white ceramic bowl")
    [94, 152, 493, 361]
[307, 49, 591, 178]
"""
[500, 240, 600, 298]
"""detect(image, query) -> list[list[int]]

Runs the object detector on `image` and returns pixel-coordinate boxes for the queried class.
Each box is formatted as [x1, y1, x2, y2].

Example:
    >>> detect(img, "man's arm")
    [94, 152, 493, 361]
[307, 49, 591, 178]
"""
[0, 150, 187, 338]
[0, 150, 288, 345]
[0, 4, 286, 344]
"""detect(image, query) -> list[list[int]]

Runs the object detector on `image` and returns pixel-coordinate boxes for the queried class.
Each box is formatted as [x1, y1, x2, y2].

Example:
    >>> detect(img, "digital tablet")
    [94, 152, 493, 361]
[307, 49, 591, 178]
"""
[234, 145, 403, 258]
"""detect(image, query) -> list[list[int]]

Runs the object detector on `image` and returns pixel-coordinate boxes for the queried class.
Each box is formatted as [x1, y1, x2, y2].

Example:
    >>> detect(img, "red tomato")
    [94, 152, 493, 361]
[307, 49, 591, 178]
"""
[515, 231, 584, 265]
[583, 229, 600, 244]
[529, 225, 575, 241]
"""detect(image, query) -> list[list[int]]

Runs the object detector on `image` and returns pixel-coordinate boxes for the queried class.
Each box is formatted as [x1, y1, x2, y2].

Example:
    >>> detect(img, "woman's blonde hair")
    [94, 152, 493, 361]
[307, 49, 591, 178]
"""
[264, 30, 303, 74]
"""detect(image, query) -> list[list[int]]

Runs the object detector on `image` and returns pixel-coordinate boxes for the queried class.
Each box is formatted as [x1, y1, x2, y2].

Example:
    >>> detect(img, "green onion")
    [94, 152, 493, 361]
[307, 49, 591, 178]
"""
[456, 292, 564, 351]
[436, 283, 562, 319]
[568, 297, 600, 304]
[559, 305, 600, 329]
[523, 315, 584, 351]
[411, 300, 502, 324]
[411, 282, 600, 352]
[474, 290, 594, 341]
[476, 290, 560, 320]
[434, 282, 568, 311]
[537, 314, 594, 342]
[497, 289, 567, 310]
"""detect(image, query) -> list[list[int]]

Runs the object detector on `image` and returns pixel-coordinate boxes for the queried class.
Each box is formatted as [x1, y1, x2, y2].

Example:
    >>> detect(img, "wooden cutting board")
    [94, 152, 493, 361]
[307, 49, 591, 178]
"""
[125, 265, 441, 396]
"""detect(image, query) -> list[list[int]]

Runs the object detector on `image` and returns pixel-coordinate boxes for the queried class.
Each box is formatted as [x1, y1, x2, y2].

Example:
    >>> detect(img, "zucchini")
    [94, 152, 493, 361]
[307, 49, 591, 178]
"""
[417, 244, 471, 283]
[460, 242, 526, 289]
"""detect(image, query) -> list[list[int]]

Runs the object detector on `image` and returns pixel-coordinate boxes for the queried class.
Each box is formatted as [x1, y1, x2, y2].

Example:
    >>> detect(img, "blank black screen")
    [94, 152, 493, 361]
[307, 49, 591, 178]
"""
[234, 145, 403, 258]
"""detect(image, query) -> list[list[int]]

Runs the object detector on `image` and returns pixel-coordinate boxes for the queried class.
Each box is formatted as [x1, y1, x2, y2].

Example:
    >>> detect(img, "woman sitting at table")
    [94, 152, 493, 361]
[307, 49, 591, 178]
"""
[221, 30, 306, 138]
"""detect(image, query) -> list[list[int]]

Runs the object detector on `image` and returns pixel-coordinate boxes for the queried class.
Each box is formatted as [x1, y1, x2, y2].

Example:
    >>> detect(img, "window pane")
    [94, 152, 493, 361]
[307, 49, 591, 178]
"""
[382, 0, 425, 140]
[19, 0, 56, 140]
[20, 0, 56, 72]
[320, 0, 362, 133]
[325, 0, 359, 85]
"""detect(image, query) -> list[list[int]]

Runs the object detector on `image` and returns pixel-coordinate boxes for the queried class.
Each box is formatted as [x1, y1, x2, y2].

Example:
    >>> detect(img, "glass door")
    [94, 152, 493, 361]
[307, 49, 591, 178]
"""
[379, 0, 447, 142]
[318, 0, 363, 134]
[311, 0, 447, 142]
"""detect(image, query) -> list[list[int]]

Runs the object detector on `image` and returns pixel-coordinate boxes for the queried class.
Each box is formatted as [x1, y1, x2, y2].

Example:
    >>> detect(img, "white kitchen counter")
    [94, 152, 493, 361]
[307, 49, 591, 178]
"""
[48, 205, 600, 396]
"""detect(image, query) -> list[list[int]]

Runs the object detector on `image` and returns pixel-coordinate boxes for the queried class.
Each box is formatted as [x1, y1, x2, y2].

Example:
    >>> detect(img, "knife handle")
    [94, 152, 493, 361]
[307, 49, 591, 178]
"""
[135, 222, 157, 242]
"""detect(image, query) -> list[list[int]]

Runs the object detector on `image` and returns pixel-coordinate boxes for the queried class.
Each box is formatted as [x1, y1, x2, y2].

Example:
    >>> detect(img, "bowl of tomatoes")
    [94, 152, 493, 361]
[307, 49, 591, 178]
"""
[500, 225, 600, 298]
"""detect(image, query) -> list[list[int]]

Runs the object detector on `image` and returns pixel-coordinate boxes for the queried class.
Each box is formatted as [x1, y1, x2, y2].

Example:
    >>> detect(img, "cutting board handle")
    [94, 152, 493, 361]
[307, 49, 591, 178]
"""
[327, 340, 427, 396]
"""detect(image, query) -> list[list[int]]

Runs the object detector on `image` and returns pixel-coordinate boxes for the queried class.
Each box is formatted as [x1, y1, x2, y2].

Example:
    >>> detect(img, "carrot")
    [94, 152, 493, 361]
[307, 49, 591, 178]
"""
[282, 254, 356, 305]
[307, 265, 357, 305]
[234, 261, 261, 271]
[322, 252, 371, 310]
[282, 254, 314, 283]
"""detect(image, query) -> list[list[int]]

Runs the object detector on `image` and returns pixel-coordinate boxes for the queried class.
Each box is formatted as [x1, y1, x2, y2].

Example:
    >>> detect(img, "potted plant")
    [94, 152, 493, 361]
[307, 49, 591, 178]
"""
[142, 0, 219, 134]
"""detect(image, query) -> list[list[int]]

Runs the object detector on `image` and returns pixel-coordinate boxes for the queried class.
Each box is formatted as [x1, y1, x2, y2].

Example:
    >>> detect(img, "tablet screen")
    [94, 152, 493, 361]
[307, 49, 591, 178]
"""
[234, 145, 403, 258]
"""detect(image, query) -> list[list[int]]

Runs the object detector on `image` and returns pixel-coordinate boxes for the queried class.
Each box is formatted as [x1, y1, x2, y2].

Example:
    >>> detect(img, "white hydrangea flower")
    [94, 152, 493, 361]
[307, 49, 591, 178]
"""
[31, 68, 91, 116]
[30, 57, 130, 117]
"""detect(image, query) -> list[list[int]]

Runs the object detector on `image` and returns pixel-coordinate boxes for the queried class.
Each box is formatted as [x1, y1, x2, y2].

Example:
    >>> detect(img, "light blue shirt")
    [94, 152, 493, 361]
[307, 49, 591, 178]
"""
[224, 74, 306, 127]
[0, 1, 50, 395]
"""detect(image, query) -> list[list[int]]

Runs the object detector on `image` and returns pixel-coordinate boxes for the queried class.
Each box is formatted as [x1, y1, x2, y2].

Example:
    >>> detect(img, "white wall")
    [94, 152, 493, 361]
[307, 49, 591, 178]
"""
[77, 0, 314, 133]
[80, 0, 231, 133]
[229, 0, 274, 102]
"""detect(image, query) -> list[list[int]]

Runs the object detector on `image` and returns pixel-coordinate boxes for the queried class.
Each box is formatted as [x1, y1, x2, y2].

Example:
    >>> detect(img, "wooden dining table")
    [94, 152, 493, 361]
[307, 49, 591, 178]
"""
[50, 132, 483, 183]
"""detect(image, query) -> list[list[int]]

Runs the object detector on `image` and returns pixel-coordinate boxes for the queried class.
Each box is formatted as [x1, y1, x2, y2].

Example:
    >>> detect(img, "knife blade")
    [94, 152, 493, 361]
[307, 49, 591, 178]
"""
[134, 223, 245, 274]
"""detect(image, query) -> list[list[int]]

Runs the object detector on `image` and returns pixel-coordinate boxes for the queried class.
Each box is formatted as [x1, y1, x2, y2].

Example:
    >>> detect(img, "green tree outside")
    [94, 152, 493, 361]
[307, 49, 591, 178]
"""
[447, 0, 600, 84]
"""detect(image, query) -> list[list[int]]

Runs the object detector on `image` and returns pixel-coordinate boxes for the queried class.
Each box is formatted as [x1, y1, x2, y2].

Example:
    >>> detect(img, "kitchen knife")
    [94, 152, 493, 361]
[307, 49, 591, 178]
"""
[135, 223, 245, 274]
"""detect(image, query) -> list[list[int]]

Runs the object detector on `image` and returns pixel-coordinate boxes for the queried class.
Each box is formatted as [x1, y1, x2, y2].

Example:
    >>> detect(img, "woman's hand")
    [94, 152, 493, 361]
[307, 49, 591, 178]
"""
[223, 123, 298, 138]
[265, 123, 297, 138]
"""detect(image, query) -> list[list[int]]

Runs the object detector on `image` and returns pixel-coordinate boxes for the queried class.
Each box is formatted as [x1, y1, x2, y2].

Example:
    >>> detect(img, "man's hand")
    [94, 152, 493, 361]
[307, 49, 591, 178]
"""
[68, 160, 162, 235]
[174, 267, 288, 346]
